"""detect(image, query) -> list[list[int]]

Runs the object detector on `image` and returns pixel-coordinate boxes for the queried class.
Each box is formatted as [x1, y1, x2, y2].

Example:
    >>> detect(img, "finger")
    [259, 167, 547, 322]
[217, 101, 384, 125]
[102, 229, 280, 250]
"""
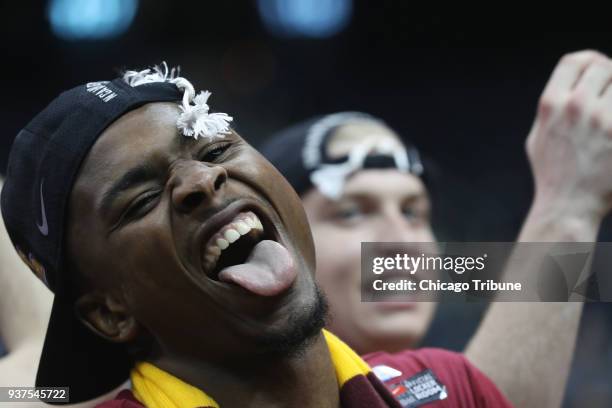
[542, 50, 607, 97]
[601, 75, 612, 99]
[602, 82, 612, 109]
[574, 59, 612, 97]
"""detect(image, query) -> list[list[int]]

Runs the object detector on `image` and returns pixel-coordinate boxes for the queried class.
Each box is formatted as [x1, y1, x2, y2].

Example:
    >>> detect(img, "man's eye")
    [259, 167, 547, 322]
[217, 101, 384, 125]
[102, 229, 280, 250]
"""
[200, 143, 231, 162]
[123, 193, 159, 221]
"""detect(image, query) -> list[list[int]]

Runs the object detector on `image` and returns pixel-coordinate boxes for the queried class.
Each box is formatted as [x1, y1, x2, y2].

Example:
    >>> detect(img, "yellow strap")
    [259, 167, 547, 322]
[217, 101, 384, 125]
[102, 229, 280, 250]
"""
[131, 329, 371, 407]
[131, 362, 219, 408]
[322, 329, 371, 386]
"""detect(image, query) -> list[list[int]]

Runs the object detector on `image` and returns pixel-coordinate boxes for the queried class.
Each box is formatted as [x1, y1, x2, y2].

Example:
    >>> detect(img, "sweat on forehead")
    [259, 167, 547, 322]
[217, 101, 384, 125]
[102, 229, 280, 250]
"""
[90, 103, 184, 155]
[76, 103, 179, 177]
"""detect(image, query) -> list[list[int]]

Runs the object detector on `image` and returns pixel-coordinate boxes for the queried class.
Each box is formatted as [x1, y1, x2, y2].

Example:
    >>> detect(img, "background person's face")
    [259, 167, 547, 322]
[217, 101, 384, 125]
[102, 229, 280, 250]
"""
[301, 123, 437, 354]
[66, 102, 322, 362]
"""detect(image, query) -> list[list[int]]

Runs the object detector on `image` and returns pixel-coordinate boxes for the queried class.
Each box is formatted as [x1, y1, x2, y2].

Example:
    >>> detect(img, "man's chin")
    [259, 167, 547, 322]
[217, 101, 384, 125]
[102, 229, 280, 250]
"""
[253, 284, 329, 359]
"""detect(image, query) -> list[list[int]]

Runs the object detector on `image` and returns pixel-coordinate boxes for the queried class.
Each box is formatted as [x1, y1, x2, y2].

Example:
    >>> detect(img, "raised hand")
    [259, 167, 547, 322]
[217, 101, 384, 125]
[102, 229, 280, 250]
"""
[527, 50, 612, 221]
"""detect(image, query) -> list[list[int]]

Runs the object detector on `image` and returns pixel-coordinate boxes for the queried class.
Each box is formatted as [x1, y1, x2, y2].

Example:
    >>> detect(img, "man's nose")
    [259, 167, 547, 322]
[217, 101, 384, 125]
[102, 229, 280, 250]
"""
[171, 161, 227, 214]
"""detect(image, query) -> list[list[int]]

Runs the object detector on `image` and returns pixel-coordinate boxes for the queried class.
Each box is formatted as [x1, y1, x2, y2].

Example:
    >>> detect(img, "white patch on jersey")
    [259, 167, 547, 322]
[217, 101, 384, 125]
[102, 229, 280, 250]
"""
[372, 365, 403, 382]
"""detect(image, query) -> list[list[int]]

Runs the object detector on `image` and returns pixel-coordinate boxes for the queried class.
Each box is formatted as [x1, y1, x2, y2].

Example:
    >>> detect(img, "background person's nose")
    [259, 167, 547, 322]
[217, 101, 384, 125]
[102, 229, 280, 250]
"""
[375, 205, 420, 242]
[171, 162, 227, 213]
[372, 220, 409, 242]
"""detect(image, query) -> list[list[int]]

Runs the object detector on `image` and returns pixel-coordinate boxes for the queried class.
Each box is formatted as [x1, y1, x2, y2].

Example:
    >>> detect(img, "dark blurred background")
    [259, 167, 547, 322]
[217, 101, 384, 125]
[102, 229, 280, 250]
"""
[0, 1, 611, 406]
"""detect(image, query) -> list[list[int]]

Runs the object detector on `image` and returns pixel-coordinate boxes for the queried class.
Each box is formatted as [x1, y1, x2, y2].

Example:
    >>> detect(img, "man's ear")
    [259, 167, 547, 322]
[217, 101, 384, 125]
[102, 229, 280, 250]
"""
[75, 293, 139, 343]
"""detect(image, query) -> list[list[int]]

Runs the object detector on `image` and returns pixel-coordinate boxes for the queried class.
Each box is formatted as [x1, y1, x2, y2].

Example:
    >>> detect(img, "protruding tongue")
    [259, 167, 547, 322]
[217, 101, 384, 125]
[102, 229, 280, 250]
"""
[218, 240, 296, 296]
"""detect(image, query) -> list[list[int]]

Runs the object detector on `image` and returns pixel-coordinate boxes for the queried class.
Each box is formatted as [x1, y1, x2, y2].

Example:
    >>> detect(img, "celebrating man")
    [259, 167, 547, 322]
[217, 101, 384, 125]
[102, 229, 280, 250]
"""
[3, 50, 612, 407]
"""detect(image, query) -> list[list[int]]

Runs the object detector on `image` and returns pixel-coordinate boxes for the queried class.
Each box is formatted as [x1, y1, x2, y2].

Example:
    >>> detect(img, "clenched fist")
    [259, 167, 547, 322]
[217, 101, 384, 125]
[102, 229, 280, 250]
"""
[527, 50, 612, 221]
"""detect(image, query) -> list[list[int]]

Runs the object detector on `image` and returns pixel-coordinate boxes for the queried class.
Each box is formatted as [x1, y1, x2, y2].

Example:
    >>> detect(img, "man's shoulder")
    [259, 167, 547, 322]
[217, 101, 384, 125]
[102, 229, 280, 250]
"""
[363, 348, 514, 407]
[95, 390, 143, 407]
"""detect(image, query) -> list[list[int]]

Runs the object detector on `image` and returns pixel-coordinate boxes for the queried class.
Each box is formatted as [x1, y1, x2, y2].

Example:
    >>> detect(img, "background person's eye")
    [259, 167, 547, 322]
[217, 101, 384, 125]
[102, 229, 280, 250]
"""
[402, 207, 416, 219]
[402, 205, 429, 223]
[200, 143, 231, 162]
[332, 206, 365, 222]
[337, 207, 361, 219]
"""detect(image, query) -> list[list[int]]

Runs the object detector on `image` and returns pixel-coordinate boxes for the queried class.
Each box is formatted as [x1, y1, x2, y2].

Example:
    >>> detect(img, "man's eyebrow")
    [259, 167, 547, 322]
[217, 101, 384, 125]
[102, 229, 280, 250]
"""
[100, 164, 159, 214]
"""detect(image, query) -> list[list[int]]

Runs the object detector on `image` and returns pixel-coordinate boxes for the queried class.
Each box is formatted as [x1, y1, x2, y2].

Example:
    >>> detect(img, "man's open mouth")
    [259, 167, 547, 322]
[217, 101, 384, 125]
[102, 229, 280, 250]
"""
[202, 211, 268, 279]
[198, 206, 296, 297]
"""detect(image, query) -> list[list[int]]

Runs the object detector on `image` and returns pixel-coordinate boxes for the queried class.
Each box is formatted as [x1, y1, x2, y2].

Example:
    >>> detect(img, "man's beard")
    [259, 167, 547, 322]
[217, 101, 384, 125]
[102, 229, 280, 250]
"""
[254, 284, 329, 358]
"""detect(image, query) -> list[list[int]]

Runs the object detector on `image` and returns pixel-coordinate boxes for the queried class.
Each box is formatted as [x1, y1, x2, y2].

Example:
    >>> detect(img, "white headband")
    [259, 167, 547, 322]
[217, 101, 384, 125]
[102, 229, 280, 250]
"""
[309, 138, 418, 199]
[302, 112, 423, 200]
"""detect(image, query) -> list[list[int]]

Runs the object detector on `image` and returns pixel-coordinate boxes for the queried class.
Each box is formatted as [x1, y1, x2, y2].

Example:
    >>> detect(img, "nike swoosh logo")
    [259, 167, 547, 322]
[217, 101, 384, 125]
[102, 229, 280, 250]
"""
[37, 180, 49, 236]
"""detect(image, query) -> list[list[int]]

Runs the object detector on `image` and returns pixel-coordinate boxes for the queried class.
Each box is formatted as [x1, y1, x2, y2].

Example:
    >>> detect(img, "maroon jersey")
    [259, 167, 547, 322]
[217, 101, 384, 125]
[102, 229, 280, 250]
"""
[97, 348, 512, 407]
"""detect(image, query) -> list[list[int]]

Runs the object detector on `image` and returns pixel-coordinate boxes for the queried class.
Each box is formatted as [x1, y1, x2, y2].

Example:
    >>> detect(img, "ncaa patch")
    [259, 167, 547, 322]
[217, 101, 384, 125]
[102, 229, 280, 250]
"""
[389, 369, 448, 408]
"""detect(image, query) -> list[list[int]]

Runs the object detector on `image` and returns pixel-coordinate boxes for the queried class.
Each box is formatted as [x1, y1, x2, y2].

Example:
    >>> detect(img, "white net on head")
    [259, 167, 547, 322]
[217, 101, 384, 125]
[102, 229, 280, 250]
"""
[122, 62, 233, 140]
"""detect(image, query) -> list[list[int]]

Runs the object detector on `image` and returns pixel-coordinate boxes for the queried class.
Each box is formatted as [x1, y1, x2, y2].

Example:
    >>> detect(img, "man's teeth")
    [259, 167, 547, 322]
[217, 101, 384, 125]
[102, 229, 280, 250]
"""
[217, 238, 229, 250]
[224, 229, 241, 243]
[203, 212, 264, 272]
[238, 221, 253, 234]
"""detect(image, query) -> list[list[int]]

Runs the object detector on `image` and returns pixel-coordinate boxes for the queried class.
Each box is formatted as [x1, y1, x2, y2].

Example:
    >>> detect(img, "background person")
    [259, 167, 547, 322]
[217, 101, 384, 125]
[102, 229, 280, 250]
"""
[261, 112, 437, 354]
[259, 50, 612, 407]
